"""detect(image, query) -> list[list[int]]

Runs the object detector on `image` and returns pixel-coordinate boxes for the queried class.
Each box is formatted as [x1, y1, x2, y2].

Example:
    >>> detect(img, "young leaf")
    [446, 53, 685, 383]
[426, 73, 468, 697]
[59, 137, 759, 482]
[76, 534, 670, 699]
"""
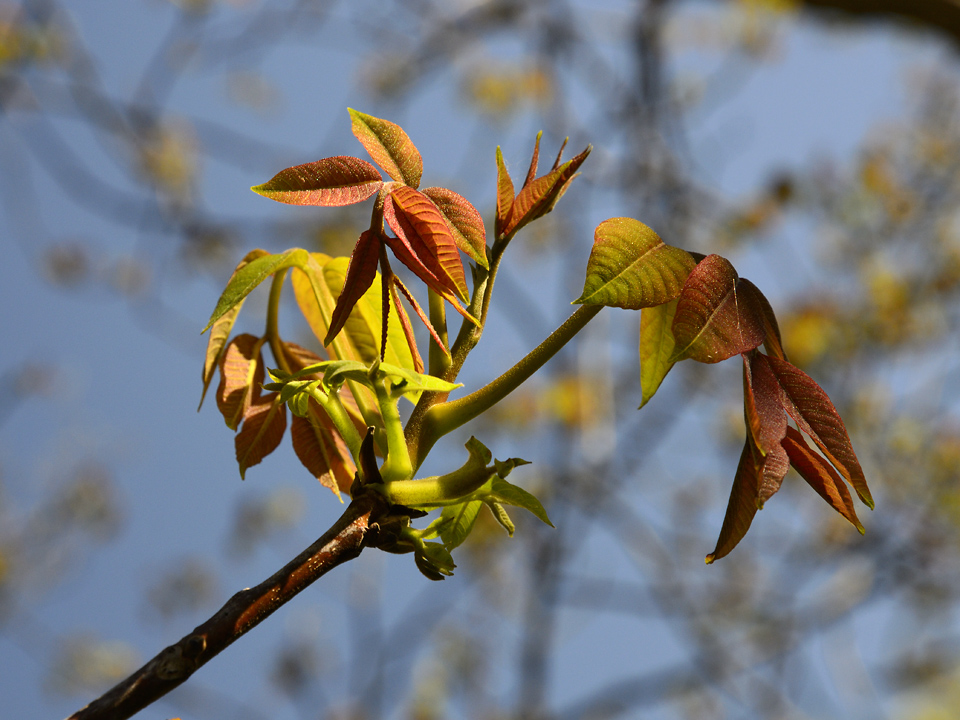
[200, 249, 269, 410]
[291, 254, 416, 372]
[251, 156, 383, 207]
[349, 108, 423, 188]
[766, 356, 873, 508]
[495, 146, 515, 238]
[639, 299, 678, 408]
[386, 186, 469, 302]
[203, 248, 310, 332]
[291, 400, 356, 499]
[487, 501, 516, 536]
[488, 477, 553, 528]
[744, 279, 787, 361]
[216, 334, 265, 431]
[325, 230, 381, 346]
[503, 145, 591, 237]
[670, 254, 766, 364]
[421, 186, 489, 269]
[438, 499, 484, 550]
[781, 427, 864, 533]
[575, 217, 696, 310]
[522, 131, 542, 188]
[744, 352, 789, 507]
[235, 393, 288, 479]
[705, 437, 762, 564]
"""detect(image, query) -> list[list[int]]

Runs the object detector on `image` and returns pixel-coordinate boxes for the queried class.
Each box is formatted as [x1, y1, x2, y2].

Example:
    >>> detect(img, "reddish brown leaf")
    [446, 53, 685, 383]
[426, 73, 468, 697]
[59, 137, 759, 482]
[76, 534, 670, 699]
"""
[349, 109, 422, 188]
[671, 255, 766, 364]
[385, 186, 470, 302]
[706, 436, 762, 564]
[744, 353, 789, 507]
[280, 341, 325, 375]
[200, 249, 269, 411]
[495, 146, 514, 238]
[766, 356, 873, 508]
[251, 156, 383, 206]
[389, 278, 429, 373]
[216, 334, 265, 431]
[503, 145, 591, 237]
[236, 393, 287, 479]
[421, 186, 488, 269]
[325, 230, 381, 346]
[523, 131, 542, 188]
[782, 427, 864, 533]
[291, 400, 356, 498]
[742, 279, 787, 361]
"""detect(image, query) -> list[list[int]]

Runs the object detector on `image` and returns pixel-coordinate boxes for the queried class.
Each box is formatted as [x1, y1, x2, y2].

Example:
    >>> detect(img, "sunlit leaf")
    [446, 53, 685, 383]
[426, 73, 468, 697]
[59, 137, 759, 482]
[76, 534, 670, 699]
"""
[670, 254, 765, 364]
[203, 248, 310, 332]
[421, 186, 488, 269]
[504, 145, 591, 236]
[744, 352, 789, 507]
[386, 186, 469, 302]
[495, 146, 514, 238]
[576, 217, 696, 309]
[348, 108, 422, 188]
[438, 500, 483, 550]
[487, 501, 516, 536]
[251, 156, 383, 207]
[782, 427, 864, 533]
[291, 254, 416, 372]
[766, 356, 873, 508]
[522, 131, 542, 188]
[705, 436, 761, 564]
[200, 249, 269, 410]
[216, 334, 265, 431]
[745, 279, 787, 361]
[236, 393, 287, 479]
[291, 401, 356, 499]
[639, 299, 678, 408]
[487, 477, 553, 527]
[325, 230, 381, 346]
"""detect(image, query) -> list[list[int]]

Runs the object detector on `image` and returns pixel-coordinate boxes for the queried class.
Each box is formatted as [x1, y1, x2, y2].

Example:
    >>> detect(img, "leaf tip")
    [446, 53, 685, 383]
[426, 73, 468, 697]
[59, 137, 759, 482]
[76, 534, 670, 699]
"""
[705, 553, 716, 565]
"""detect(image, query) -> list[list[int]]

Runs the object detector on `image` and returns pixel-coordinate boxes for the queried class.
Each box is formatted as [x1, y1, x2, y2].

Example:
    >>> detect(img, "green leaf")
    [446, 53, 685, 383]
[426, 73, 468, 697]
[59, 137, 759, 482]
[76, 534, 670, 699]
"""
[487, 478, 553, 527]
[386, 186, 469, 302]
[705, 436, 761, 564]
[575, 217, 696, 310]
[639, 299, 678, 408]
[486, 501, 516, 537]
[670, 254, 766, 364]
[348, 108, 423, 188]
[199, 249, 269, 410]
[203, 248, 310, 333]
[437, 499, 483, 550]
[291, 254, 417, 372]
[421, 186, 489, 269]
[251, 156, 383, 206]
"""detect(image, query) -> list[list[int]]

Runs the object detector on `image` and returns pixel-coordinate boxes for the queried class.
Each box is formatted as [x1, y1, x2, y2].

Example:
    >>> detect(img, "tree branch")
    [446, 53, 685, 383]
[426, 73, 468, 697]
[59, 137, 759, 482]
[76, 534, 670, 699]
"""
[68, 488, 395, 720]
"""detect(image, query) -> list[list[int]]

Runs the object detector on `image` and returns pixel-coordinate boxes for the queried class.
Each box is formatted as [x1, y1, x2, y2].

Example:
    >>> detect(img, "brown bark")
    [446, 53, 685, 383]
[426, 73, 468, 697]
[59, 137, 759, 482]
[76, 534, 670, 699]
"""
[67, 488, 396, 720]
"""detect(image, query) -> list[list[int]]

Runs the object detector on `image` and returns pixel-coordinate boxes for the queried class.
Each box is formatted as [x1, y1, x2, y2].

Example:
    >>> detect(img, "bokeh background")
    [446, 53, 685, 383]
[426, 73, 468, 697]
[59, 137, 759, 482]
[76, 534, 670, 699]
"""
[4, 1, 960, 718]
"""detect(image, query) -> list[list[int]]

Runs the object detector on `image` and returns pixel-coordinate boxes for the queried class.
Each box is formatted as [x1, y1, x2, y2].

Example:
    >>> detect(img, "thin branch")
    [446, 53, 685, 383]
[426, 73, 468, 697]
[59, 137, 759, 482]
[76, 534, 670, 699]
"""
[68, 488, 395, 720]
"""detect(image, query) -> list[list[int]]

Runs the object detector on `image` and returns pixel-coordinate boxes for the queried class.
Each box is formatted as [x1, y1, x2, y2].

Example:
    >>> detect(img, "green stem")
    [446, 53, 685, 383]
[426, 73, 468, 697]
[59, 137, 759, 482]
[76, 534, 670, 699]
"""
[384, 463, 493, 507]
[266, 270, 290, 373]
[306, 386, 363, 462]
[428, 289, 451, 378]
[374, 377, 413, 483]
[413, 303, 603, 467]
